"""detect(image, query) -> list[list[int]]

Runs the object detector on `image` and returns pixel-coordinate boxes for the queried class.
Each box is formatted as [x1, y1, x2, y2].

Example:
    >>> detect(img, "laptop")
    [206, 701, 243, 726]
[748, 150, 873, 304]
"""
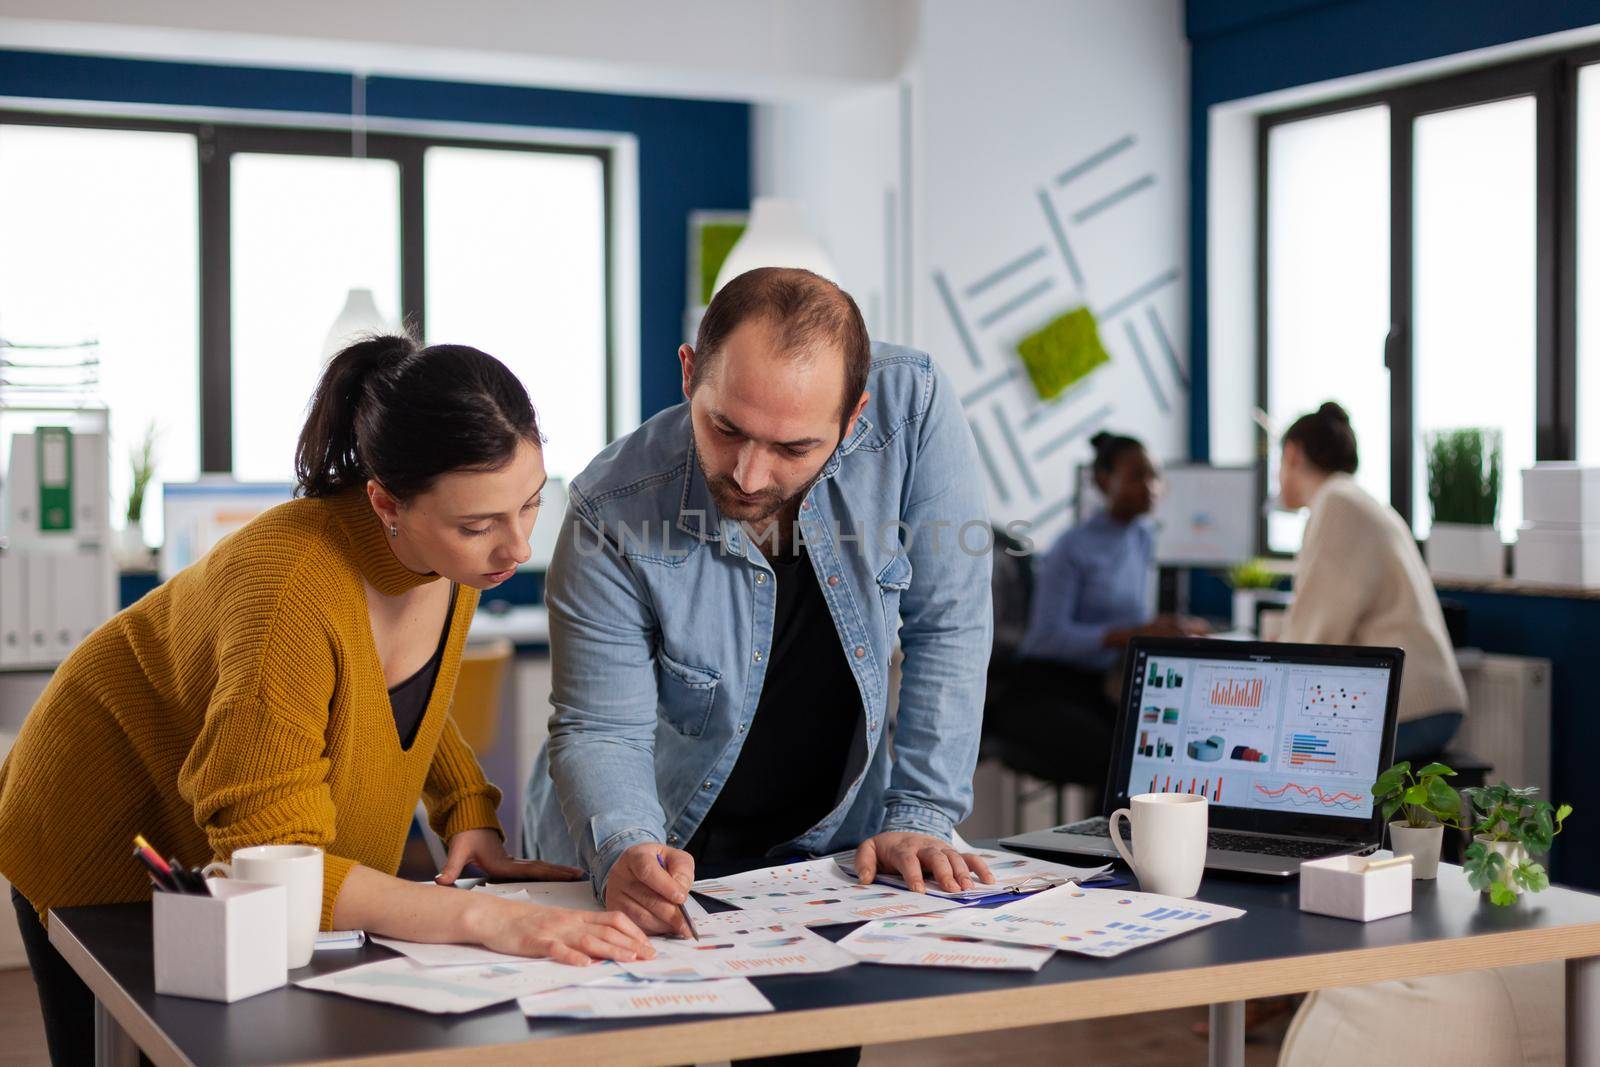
[1001, 637, 1404, 877]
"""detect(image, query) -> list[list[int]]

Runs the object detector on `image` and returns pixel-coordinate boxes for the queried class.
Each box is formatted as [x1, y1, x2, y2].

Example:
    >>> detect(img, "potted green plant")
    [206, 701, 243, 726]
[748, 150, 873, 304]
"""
[1425, 428, 1503, 581]
[1370, 760, 1461, 879]
[1223, 558, 1290, 633]
[1461, 782, 1572, 906]
[120, 421, 158, 569]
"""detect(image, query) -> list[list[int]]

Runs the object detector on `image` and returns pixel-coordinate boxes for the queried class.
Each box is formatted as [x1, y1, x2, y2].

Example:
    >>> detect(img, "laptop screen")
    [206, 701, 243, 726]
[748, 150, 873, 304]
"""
[1117, 640, 1402, 833]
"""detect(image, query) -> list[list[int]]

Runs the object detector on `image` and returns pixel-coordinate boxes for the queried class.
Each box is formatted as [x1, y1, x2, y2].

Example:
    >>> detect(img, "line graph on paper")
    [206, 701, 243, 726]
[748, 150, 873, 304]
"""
[1251, 778, 1369, 815]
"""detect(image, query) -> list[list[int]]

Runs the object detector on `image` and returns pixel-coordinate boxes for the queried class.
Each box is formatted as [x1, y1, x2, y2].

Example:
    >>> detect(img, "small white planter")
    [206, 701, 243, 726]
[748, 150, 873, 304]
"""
[1428, 523, 1503, 581]
[1231, 588, 1294, 634]
[1475, 834, 1530, 898]
[1388, 822, 1444, 880]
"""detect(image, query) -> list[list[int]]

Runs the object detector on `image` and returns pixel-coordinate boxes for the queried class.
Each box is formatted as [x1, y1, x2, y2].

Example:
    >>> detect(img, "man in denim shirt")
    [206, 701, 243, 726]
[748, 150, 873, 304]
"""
[522, 268, 995, 946]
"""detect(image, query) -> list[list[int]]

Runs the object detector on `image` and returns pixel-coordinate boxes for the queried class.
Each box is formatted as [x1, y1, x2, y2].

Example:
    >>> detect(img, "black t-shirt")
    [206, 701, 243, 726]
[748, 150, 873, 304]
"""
[388, 585, 457, 751]
[687, 547, 862, 865]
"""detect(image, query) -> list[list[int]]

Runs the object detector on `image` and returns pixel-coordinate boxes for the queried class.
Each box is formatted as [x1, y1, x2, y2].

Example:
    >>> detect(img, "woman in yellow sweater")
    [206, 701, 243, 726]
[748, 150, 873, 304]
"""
[0, 335, 649, 1064]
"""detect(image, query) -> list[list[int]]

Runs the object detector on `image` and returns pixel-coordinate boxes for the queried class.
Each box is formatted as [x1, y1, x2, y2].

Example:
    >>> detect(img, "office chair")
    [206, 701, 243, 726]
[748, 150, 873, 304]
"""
[981, 525, 1109, 833]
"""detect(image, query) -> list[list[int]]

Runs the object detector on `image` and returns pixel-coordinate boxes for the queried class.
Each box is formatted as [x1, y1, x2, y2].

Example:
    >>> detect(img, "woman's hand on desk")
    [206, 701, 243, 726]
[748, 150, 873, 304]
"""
[434, 827, 585, 885]
[464, 895, 654, 967]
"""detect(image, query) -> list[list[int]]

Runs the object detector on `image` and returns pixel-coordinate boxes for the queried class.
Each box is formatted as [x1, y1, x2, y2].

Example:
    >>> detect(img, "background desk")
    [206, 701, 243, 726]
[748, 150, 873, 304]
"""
[49, 859, 1600, 1067]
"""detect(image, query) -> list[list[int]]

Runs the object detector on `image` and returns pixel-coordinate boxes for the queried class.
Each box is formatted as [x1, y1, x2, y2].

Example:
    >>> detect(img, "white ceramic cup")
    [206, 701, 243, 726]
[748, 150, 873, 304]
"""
[202, 845, 322, 968]
[1109, 793, 1208, 898]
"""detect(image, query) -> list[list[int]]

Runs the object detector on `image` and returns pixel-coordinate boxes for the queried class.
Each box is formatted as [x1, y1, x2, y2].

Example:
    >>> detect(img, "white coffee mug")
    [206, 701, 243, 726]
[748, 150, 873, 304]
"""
[203, 845, 322, 968]
[1109, 792, 1208, 898]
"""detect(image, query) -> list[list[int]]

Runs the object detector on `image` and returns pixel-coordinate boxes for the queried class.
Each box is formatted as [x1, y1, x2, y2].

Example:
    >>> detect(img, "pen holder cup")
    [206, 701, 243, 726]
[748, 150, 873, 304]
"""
[153, 879, 288, 1002]
[1299, 855, 1413, 922]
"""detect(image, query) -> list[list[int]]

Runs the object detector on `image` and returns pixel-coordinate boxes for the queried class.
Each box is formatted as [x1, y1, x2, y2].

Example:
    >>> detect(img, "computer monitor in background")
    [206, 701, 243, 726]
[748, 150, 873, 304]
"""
[523, 476, 567, 572]
[1072, 463, 1257, 566]
[1151, 465, 1256, 566]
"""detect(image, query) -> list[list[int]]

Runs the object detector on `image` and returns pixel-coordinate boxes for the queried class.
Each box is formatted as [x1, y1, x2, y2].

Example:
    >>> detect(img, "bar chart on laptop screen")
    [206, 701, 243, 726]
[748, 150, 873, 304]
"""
[1234, 667, 1389, 819]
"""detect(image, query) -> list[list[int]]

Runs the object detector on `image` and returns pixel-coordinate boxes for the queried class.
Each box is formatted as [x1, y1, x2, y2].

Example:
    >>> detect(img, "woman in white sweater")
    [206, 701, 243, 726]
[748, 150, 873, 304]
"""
[1277, 402, 1469, 761]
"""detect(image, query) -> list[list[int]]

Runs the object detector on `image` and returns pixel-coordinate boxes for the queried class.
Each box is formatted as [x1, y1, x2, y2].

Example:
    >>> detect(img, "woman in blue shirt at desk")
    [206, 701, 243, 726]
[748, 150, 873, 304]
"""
[995, 432, 1206, 793]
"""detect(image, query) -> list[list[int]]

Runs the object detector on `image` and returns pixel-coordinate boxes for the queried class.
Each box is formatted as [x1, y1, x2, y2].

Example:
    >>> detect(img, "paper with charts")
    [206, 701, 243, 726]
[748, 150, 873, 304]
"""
[519, 976, 773, 1018]
[830, 849, 1113, 900]
[296, 955, 590, 1013]
[470, 881, 604, 911]
[623, 908, 857, 980]
[838, 916, 1053, 971]
[693, 859, 966, 925]
[919, 884, 1245, 958]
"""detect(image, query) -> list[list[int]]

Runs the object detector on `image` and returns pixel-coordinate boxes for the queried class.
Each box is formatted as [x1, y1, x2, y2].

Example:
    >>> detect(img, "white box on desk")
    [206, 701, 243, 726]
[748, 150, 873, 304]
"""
[153, 880, 287, 1002]
[1522, 463, 1600, 526]
[1514, 523, 1600, 588]
[1299, 855, 1412, 922]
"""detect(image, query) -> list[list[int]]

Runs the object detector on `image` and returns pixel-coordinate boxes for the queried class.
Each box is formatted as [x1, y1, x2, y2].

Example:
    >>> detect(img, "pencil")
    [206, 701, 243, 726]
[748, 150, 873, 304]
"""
[658, 852, 698, 940]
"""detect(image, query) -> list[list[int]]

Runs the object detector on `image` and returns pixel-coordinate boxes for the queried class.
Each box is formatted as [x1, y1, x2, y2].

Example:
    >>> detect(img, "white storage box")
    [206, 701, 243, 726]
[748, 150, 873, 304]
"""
[1299, 854, 1412, 922]
[1522, 464, 1600, 526]
[153, 880, 287, 1002]
[1514, 523, 1600, 588]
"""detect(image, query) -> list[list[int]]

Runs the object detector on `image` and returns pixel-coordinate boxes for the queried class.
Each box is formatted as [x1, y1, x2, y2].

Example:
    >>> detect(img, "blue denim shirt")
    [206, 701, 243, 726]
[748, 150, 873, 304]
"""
[520, 343, 993, 898]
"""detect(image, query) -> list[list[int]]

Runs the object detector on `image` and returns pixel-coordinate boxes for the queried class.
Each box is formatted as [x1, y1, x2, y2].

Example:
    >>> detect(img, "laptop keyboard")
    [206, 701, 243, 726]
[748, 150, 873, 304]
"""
[1053, 816, 1351, 860]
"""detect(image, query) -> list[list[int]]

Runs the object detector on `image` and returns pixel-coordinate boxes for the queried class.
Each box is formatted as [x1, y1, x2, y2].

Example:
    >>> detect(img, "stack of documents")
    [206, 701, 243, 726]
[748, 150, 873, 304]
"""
[296, 849, 1243, 1016]
[838, 883, 1245, 965]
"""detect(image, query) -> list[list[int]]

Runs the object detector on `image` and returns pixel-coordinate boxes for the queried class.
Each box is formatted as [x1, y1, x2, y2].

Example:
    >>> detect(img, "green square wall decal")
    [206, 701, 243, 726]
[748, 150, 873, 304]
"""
[698, 222, 747, 305]
[1015, 306, 1110, 401]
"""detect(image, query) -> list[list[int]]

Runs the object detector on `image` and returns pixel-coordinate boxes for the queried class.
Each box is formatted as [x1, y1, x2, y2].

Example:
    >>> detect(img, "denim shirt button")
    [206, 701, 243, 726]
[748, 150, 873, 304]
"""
[853, 645, 866, 658]
[827, 574, 840, 587]
[667, 833, 679, 844]
[802, 500, 812, 511]
[702, 781, 712, 790]
[754, 650, 764, 663]
[756, 572, 767, 585]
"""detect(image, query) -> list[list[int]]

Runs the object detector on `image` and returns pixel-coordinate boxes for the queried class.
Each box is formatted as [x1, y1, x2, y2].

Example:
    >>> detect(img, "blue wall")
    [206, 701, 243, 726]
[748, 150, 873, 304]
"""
[0, 49, 750, 420]
[1186, 1, 1600, 888]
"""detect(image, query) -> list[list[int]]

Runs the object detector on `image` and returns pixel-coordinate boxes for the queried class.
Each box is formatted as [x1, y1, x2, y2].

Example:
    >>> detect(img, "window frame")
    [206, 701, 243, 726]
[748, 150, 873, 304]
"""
[1254, 44, 1600, 553]
[0, 108, 615, 475]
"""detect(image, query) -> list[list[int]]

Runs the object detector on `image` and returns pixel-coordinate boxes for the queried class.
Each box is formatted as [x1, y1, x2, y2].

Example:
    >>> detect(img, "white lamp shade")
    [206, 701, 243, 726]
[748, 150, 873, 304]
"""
[711, 197, 838, 297]
[322, 287, 394, 361]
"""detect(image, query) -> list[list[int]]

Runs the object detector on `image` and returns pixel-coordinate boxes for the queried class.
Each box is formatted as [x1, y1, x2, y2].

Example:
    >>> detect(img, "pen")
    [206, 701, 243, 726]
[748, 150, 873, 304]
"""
[658, 852, 698, 940]
[1362, 854, 1414, 873]
[132, 845, 180, 893]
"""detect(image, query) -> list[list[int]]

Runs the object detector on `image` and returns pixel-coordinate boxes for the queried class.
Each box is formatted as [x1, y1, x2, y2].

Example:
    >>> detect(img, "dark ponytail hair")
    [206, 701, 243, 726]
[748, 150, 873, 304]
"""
[1089, 430, 1146, 480]
[295, 334, 543, 500]
[1282, 401, 1358, 475]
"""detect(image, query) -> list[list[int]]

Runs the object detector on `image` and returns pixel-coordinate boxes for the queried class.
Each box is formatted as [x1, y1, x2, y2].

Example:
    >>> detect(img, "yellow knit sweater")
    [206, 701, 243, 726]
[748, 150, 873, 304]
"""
[0, 488, 500, 928]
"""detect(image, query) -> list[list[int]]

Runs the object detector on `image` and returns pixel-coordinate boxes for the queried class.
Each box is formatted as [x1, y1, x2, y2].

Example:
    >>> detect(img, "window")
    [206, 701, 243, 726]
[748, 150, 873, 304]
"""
[0, 110, 614, 542]
[1578, 64, 1600, 464]
[0, 122, 200, 546]
[231, 153, 402, 481]
[1259, 51, 1575, 552]
[424, 146, 608, 483]
[1264, 106, 1390, 552]
[1411, 96, 1537, 541]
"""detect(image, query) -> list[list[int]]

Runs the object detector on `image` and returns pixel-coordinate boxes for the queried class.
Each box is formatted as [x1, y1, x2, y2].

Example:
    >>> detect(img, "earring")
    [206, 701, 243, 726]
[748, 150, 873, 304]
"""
[389, 523, 398, 539]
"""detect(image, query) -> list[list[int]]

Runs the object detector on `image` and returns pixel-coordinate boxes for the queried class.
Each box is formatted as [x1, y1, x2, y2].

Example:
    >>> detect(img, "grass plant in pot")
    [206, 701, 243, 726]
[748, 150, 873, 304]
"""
[1370, 760, 1461, 879]
[1425, 428, 1503, 581]
[1461, 783, 1572, 906]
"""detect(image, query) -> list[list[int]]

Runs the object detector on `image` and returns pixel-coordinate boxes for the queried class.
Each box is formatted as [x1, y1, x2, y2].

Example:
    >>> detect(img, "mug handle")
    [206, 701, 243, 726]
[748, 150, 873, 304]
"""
[1108, 807, 1138, 877]
[200, 861, 232, 880]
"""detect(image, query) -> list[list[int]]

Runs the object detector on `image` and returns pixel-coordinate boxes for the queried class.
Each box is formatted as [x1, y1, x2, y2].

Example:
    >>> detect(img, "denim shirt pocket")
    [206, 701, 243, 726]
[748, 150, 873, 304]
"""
[655, 648, 720, 737]
[875, 553, 913, 618]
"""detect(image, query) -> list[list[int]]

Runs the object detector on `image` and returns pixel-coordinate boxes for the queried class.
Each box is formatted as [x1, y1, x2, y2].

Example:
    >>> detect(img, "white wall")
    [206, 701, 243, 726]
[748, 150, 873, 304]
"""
[912, 0, 1189, 542]
[752, 86, 904, 341]
[752, 4, 1191, 545]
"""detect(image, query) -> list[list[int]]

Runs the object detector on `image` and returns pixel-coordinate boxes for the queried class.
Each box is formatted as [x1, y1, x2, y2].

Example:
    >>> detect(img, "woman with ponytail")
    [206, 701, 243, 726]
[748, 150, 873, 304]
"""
[0, 335, 650, 1065]
[1276, 401, 1468, 759]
